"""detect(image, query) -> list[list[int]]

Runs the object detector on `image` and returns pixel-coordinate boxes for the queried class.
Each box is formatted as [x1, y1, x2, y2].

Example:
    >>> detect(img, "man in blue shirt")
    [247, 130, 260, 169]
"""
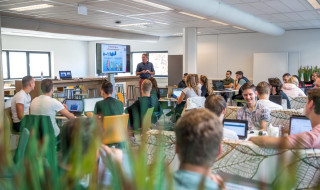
[136, 54, 155, 95]
[174, 108, 224, 190]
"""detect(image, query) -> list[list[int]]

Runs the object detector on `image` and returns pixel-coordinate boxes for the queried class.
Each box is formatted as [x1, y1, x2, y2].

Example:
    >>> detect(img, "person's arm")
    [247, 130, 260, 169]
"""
[177, 91, 186, 105]
[136, 70, 146, 76]
[224, 82, 234, 88]
[249, 136, 292, 149]
[146, 70, 155, 75]
[16, 103, 25, 120]
[148, 63, 155, 75]
[59, 108, 75, 119]
[260, 120, 268, 131]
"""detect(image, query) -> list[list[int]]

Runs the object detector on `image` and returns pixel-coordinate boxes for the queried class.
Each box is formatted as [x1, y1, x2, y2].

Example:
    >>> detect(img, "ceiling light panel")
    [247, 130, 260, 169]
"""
[232, 26, 247, 30]
[179, 12, 206, 19]
[132, 0, 173, 11]
[307, 0, 320, 9]
[118, 22, 150, 27]
[210, 19, 229, 25]
[9, 4, 54, 11]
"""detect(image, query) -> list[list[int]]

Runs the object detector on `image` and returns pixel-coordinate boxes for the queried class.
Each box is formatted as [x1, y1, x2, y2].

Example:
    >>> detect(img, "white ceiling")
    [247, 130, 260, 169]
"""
[0, 0, 320, 40]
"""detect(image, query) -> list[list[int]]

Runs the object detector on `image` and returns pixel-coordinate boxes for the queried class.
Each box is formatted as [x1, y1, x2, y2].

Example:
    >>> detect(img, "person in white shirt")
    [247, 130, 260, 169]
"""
[205, 94, 239, 140]
[11, 76, 35, 132]
[256, 81, 283, 110]
[30, 79, 74, 136]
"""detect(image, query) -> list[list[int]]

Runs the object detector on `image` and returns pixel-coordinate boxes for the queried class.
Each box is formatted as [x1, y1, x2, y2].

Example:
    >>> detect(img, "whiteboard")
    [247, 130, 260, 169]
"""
[253, 53, 288, 84]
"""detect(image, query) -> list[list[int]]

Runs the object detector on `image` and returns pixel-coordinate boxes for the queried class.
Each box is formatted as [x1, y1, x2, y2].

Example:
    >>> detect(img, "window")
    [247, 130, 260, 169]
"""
[132, 51, 168, 76]
[2, 50, 51, 79]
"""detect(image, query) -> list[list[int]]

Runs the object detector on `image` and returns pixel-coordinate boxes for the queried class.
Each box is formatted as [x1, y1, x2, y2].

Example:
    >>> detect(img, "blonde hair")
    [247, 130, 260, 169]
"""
[288, 76, 299, 87]
[186, 74, 199, 95]
[200, 75, 213, 95]
[141, 79, 152, 93]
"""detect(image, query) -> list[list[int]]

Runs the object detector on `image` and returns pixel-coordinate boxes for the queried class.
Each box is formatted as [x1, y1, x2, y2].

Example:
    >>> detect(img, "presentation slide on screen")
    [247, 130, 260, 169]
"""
[101, 44, 127, 73]
[224, 122, 246, 136]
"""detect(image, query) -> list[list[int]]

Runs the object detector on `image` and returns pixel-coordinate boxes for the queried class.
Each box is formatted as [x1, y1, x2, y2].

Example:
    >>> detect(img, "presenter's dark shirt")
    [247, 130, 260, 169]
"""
[136, 61, 154, 79]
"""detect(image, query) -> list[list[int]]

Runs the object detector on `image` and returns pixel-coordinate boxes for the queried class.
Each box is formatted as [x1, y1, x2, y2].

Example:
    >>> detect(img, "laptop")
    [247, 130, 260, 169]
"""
[59, 71, 72, 80]
[223, 119, 248, 140]
[172, 88, 183, 98]
[212, 80, 224, 90]
[289, 115, 312, 135]
[65, 99, 84, 116]
[269, 95, 282, 105]
[158, 88, 168, 98]
[83, 97, 104, 115]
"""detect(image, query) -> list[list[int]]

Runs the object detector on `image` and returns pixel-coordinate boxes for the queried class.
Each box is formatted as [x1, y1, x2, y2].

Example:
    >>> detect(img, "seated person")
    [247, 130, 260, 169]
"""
[312, 72, 320, 87]
[177, 74, 200, 105]
[205, 95, 239, 140]
[282, 76, 306, 97]
[236, 82, 270, 131]
[126, 79, 161, 130]
[149, 77, 160, 99]
[282, 73, 291, 83]
[222, 70, 234, 88]
[234, 71, 249, 90]
[250, 88, 320, 149]
[200, 75, 213, 98]
[314, 78, 320, 89]
[11, 76, 35, 132]
[94, 81, 124, 118]
[178, 73, 188, 88]
[256, 81, 283, 110]
[30, 79, 74, 137]
[268, 78, 291, 109]
[174, 108, 223, 190]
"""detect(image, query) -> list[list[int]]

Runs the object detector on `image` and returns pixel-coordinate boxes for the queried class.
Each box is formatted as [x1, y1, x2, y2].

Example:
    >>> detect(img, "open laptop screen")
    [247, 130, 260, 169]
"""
[172, 88, 183, 98]
[65, 99, 83, 113]
[289, 116, 312, 135]
[59, 71, 72, 79]
[223, 119, 248, 139]
[83, 98, 103, 113]
[158, 88, 168, 98]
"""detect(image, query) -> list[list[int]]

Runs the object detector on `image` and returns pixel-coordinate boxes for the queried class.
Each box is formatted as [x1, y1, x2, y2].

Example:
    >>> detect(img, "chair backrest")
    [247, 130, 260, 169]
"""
[142, 107, 154, 131]
[185, 96, 206, 110]
[270, 109, 304, 127]
[117, 92, 125, 106]
[102, 114, 129, 145]
[13, 128, 30, 164]
[289, 96, 308, 110]
[224, 106, 242, 119]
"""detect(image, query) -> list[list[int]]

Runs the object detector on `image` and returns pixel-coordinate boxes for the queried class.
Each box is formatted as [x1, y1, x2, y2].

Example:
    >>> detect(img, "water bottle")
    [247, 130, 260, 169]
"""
[41, 71, 43, 80]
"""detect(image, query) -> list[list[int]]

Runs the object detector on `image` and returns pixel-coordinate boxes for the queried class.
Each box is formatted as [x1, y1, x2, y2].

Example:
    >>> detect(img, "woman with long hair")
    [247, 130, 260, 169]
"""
[199, 75, 213, 97]
[148, 77, 160, 99]
[177, 74, 200, 104]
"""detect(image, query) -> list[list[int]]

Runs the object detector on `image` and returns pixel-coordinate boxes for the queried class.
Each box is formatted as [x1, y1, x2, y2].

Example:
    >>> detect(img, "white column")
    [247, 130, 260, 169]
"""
[183, 27, 197, 74]
[0, 15, 4, 126]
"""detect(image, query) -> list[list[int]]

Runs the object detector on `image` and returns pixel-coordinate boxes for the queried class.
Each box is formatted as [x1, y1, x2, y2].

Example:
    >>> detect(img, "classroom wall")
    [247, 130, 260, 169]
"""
[1, 35, 89, 78]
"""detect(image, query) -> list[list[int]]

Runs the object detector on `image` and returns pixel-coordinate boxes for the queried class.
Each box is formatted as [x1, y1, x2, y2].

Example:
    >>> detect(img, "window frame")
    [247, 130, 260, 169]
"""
[131, 51, 168, 77]
[2, 50, 51, 80]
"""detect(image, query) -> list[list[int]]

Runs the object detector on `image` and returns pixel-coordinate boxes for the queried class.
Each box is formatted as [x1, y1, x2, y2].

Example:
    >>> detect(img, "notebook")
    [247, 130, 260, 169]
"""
[223, 119, 248, 140]
[83, 98, 104, 114]
[59, 71, 72, 80]
[289, 115, 312, 135]
[65, 99, 84, 116]
[172, 88, 183, 98]
[158, 88, 168, 98]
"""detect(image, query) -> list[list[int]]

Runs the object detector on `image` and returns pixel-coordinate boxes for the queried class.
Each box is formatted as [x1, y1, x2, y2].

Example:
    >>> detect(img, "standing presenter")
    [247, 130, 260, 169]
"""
[136, 53, 155, 95]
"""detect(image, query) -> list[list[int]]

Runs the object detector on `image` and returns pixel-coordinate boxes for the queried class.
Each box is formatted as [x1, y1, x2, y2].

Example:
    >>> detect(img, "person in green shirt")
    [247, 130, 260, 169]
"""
[94, 81, 124, 118]
[222, 70, 235, 88]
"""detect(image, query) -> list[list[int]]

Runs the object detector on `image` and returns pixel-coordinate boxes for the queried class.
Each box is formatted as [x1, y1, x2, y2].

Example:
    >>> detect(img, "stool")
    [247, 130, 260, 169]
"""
[126, 85, 136, 106]
[74, 94, 88, 100]
[134, 86, 140, 98]
[115, 84, 124, 95]
[65, 88, 75, 99]
[87, 88, 98, 98]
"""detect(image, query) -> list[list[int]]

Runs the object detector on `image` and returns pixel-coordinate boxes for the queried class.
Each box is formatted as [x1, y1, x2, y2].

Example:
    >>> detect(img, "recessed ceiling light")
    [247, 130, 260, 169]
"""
[9, 4, 54, 11]
[307, 0, 320, 9]
[132, 0, 173, 11]
[179, 12, 206, 19]
[210, 19, 229, 26]
[118, 23, 151, 27]
[232, 26, 247, 30]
